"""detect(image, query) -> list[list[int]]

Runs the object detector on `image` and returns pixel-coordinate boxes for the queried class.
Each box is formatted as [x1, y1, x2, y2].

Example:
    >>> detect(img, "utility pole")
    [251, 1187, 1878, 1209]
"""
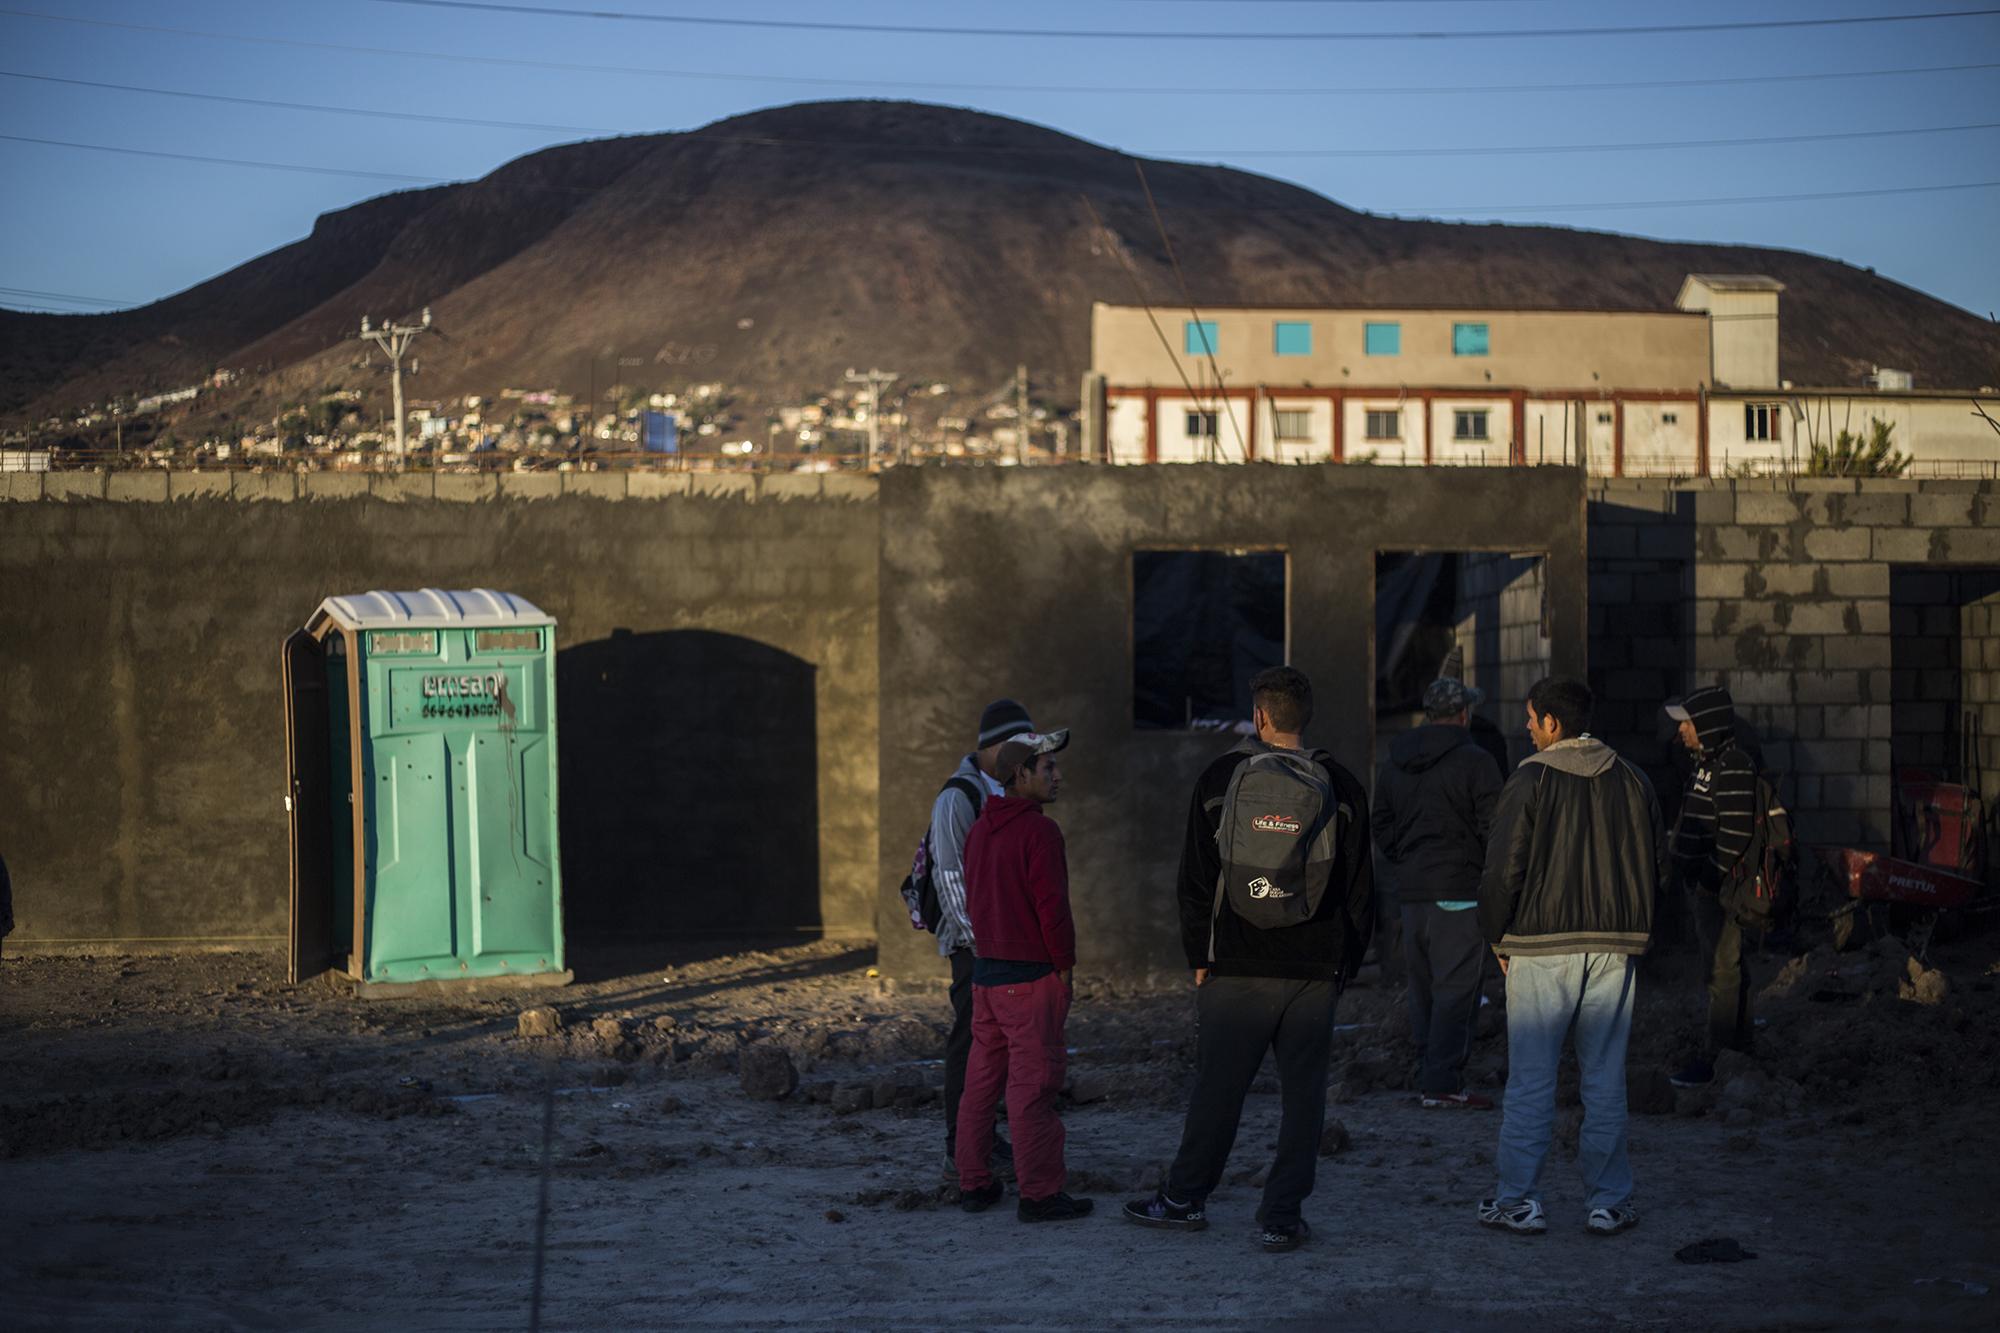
[1015, 363, 1030, 465]
[844, 367, 897, 469]
[358, 308, 432, 466]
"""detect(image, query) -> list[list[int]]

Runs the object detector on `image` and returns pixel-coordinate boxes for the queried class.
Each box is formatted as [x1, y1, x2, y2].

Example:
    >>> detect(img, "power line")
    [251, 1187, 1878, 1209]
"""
[8, 70, 1996, 160]
[3, 11, 1991, 99]
[1422, 179, 2000, 215]
[0, 284, 134, 307]
[366, 1, 2000, 43]
[0, 71, 617, 135]
[0, 133, 448, 183]
[4, 131, 1997, 219]
[1179, 122, 2000, 160]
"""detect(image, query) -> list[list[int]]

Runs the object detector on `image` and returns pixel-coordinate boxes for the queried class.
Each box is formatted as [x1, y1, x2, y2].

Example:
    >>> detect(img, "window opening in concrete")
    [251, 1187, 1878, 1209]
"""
[1453, 409, 1489, 441]
[1366, 409, 1401, 440]
[1376, 551, 1550, 773]
[1274, 409, 1312, 441]
[1185, 410, 1218, 439]
[1891, 567, 2000, 880]
[1133, 549, 1287, 731]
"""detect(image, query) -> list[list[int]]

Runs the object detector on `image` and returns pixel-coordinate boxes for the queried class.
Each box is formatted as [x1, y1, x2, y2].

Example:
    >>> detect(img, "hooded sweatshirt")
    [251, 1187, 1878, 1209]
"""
[962, 795, 1075, 973]
[1372, 724, 1504, 903]
[1478, 736, 1666, 957]
[1671, 686, 1760, 894]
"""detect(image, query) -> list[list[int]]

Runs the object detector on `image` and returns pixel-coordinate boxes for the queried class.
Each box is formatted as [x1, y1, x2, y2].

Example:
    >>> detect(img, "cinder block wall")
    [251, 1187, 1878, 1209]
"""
[1589, 477, 2000, 852]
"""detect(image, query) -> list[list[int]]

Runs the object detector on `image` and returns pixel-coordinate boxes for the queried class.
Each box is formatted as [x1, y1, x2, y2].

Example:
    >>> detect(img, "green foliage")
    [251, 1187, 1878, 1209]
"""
[1807, 417, 1909, 477]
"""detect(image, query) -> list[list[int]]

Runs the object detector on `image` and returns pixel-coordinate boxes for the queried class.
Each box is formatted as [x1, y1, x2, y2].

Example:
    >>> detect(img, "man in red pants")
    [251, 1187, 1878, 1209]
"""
[954, 730, 1093, 1223]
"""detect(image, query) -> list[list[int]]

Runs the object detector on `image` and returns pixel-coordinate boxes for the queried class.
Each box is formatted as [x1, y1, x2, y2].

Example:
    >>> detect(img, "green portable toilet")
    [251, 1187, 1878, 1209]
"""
[282, 588, 568, 991]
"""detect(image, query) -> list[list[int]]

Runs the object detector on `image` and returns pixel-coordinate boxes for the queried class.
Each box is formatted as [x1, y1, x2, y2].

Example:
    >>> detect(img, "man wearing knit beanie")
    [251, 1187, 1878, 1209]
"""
[1663, 684, 1762, 1088]
[926, 698, 1043, 1182]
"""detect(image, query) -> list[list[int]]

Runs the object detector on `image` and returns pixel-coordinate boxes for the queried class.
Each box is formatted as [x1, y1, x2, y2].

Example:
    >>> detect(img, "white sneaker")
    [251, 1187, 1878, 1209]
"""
[1587, 1204, 1638, 1236]
[1477, 1197, 1546, 1234]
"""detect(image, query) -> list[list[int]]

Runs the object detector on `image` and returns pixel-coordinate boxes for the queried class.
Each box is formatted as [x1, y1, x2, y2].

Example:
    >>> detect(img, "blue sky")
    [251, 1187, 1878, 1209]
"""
[2, 0, 1996, 317]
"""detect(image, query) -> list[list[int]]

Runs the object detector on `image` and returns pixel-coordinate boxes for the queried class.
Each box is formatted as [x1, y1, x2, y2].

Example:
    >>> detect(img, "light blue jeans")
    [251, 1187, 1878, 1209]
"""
[1493, 952, 1636, 1210]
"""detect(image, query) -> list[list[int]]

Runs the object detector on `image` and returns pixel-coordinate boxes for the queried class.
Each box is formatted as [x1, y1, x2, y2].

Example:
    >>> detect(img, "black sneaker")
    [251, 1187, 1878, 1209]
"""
[959, 1180, 1005, 1213]
[1259, 1218, 1310, 1252]
[1668, 1059, 1714, 1089]
[1122, 1192, 1207, 1231]
[1018, 1192, 1094, 1223]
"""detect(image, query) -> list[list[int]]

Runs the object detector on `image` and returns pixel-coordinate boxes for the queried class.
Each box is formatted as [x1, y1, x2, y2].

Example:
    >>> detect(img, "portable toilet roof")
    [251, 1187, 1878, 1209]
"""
[307, 588, 552, 635]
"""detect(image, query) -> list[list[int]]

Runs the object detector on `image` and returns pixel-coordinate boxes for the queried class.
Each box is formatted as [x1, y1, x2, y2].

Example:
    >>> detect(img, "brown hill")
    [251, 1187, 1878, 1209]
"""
[6, 100, 1996, 425]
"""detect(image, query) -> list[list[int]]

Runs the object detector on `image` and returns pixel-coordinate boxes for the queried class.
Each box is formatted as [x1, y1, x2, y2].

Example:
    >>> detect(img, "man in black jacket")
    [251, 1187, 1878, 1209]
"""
[1664, 685, 1761, 1088]
[1374, 677, 1504, 1109]
[1123, 666, 1373, 1253]
[1476, 677, 1664, 1238]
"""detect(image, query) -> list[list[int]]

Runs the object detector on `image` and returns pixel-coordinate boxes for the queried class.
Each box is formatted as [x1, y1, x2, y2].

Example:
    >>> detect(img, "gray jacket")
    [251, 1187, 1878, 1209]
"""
[927, 756, 1002, 956]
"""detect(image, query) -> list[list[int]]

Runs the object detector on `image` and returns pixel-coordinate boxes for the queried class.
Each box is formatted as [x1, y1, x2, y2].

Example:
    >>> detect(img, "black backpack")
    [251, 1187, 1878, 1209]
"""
[1209, 745, 1342, 956]
[899, 775, 985, 932]
[1721, 767, 1796, 933]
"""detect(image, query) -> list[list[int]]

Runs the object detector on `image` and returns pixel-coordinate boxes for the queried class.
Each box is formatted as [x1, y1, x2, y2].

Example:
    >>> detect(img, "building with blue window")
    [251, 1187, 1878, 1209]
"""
[1082, 275, 1996, 477]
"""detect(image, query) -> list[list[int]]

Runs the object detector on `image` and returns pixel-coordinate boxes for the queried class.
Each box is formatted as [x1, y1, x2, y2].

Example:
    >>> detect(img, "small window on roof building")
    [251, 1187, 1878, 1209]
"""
[1452, 323, 1489, 357]
[1364, 322, 1400, 356]
[1185, 320, 1218, 356]
[1745, 403, 1781, 441]
[1273, 321, 1312, 356]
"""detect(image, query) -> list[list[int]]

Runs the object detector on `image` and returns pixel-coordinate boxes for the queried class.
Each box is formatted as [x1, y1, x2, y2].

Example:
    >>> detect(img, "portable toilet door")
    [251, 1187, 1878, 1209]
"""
[283, 588, 568, 991]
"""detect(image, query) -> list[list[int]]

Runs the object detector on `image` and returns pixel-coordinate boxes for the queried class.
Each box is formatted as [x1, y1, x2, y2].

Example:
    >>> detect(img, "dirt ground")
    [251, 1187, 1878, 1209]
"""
[4, 925, 1999, 1332]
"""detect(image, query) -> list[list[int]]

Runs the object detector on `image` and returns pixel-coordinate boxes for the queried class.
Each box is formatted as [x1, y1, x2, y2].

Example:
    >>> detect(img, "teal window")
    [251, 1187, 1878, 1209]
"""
[1364, 322, 1400, 356]
[1184, 320, 1218, 355]
[1452, 322, 1490, 356]
[1273, 321, 1312, 356]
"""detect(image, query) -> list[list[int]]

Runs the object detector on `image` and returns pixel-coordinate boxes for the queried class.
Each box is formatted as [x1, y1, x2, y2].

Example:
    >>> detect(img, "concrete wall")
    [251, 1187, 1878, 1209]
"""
[877, 465, 1588, 981]
[1092, 303, 1708, 392]
[1587, 476, 2000, 852]
[0, 471, 879, 949]
[1707, 391, 2000, 477]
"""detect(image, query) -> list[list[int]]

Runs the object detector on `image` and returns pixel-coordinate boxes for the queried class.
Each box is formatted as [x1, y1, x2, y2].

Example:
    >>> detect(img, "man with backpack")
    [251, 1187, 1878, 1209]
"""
[1123, 666, 1373, 1253]
[1664, 684, 1778, 1089]
[1373, 676, 1504, 1110]
[954, 731, 1094, 1223]
[1477, 677, 1664, 1238]
[902, 699, 1046, 1182]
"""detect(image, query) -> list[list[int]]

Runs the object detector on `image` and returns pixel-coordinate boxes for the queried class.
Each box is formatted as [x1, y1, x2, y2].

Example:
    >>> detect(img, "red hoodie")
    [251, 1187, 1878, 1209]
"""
[962, 796, 1075, 970]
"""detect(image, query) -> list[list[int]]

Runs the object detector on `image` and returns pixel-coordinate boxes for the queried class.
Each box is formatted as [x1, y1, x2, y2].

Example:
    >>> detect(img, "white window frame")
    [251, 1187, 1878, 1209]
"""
[1185, 409, 1218, 439]
[1745, 403, 1781, 441]
[1272, 408, 1312, 442]
[1453, 409, 1489, 442]
[1364, 409, 1401, 441]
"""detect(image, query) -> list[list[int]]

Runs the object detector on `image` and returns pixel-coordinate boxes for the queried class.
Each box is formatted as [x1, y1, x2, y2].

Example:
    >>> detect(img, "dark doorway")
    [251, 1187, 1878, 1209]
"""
[1891, 567, 2000, 795]
[558, 629, 820, 939]
[1375, 551, 1548, 774]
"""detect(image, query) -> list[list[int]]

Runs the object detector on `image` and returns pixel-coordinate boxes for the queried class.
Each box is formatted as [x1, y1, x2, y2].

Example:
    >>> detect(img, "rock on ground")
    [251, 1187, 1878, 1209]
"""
[739, 1045, 799, 1101]
[516, 1007, 563, 1039]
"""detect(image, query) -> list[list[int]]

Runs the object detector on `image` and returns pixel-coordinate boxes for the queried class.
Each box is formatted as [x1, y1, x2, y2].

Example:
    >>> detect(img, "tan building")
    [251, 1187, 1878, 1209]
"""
[1086, 274, 1999, 477]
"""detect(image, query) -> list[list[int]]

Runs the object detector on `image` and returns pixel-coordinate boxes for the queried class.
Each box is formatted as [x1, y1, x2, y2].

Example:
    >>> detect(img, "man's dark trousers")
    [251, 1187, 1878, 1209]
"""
[943, 947, 975, 1152]
[1400, 903, 1486, 1096]
[1691, 891, 1752, 1054]
[1165, 976, 1337, 1226]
